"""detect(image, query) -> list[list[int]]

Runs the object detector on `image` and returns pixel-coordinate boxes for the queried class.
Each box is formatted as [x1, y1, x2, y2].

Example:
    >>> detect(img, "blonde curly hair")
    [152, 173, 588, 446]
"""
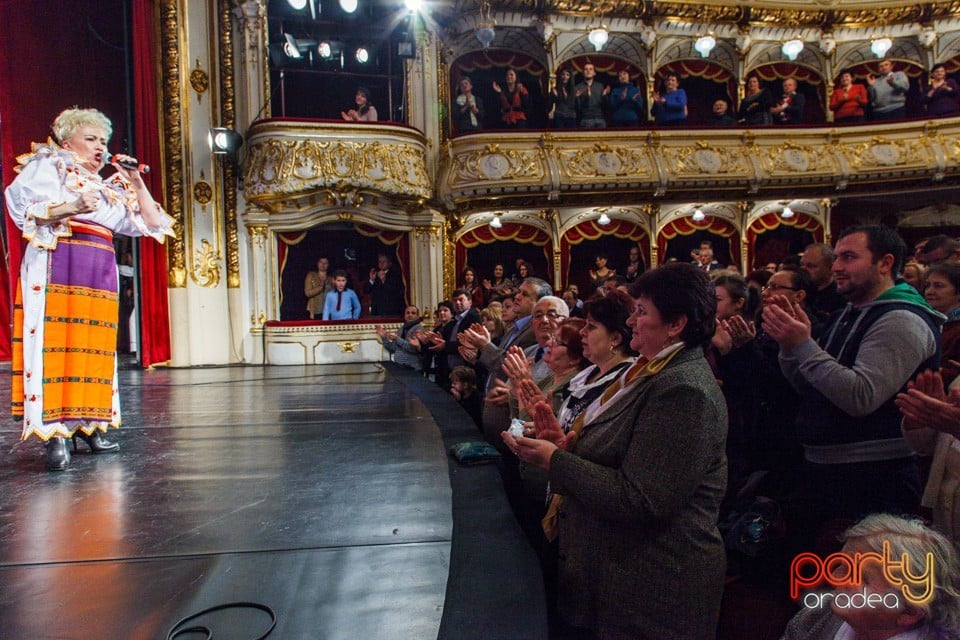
[51, 108, 113, 145]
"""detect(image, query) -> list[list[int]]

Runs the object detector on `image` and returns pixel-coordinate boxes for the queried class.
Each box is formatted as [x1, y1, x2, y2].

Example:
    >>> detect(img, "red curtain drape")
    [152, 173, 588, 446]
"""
[355, 223, 411, 306]
[752, 63, 826, 122]
[560, 219, 649, 288]
[658, 216, 740, 265]
[133, 0, 171, 367]
[746, 211, 822, 268]
[1, 1, 130, 361]
[659, 60, 737, 106]
[455, 222, 553, 282]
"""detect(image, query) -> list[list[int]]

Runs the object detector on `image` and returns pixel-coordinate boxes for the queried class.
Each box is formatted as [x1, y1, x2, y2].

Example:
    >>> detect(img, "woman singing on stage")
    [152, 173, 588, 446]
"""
[4, 107, 174, 471]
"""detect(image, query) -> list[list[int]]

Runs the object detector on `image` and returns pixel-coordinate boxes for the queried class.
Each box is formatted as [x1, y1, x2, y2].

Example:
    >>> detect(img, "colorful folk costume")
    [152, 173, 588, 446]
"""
[4, 140, 174, 444]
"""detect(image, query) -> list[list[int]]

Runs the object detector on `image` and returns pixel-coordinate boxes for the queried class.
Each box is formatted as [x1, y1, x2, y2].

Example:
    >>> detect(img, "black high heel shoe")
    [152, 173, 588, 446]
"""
[45, 436, 71, 471]
[71, 431, 120, 453]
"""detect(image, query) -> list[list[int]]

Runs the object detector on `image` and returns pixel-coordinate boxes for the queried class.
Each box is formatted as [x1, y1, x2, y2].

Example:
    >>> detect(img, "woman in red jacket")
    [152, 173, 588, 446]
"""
[829, 71, 869, 123]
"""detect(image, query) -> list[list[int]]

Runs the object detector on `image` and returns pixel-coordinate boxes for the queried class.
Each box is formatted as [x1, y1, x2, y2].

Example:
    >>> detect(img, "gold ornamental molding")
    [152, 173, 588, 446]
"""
[160, 0, 186, 288]
[218, 0, 241, 289]
[458, 0, 960, 28]
[437, 118, 960, 211]
[192, 238, 222, 287]
[242, 121, 432, 213]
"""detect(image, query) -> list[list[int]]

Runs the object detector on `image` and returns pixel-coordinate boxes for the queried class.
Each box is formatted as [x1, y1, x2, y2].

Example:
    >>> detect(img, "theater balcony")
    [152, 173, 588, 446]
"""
[437, 118, 960, 214]
[243, 118, 432, 226]
[240, 119, 437, 366]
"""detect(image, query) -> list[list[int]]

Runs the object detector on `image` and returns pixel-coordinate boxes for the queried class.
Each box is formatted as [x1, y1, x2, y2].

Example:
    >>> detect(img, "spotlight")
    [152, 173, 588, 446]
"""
[692, 208, 706, 222]
[318, 42, 332, 58]
[598, 212, 611, 226]
[339, 0, 358, 13]
[286, 0, 308, 9]
[490, 214, 502, 229]
[209, 128, 243, 155]
[283, 33, 317, 59]
[284, 33, 302, 59]
[355, 47, 369, 64]
[404, 0, 422, 11]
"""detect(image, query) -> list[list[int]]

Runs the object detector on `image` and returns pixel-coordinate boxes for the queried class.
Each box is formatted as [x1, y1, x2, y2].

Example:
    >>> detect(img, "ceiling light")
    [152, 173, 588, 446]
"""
[588, 26, 609, 52]
[871, 37, 893, 58]
[782, 38, 804, 61]
[475, 0, 496, 49]
[694, 34, 716, 58]
[355, 47, 369, 64]
[781, 206, 795, 219]
[339, 0, 358, 13]
[598, 212, 611, 226]
[490, 214, 502, 229]
[692, 208, 706, 222]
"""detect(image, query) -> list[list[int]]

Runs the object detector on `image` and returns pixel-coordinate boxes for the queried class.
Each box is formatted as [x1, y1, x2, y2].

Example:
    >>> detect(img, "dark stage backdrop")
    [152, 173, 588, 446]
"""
[0, 0, 170, 365]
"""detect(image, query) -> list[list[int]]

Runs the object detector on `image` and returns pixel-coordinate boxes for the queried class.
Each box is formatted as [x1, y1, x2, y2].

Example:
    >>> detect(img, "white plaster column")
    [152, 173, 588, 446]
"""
[168, 0, 233, 366]
[409, 212, 447, 317]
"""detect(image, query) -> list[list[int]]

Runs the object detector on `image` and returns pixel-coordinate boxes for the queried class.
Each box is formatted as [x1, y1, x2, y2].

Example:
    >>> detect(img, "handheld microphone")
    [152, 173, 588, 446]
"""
[104, 152, 150, 174]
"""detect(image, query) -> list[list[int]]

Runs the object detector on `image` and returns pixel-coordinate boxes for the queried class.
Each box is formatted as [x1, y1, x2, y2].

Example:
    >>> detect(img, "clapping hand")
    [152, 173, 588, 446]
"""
[761, 296, 811, 349]
[897, 370, 960, 438]
[516, 378, 548, 415]
[458, 344, 478, 364]
[502, 345, 532, 386]
[722, 315, 756, 348]
[460, 323, 491, 349]
[486, 379, 510, 406]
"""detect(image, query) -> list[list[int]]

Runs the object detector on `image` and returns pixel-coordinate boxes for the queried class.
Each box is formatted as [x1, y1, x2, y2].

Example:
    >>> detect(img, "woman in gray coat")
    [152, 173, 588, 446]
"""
[506, 263, 728, 639]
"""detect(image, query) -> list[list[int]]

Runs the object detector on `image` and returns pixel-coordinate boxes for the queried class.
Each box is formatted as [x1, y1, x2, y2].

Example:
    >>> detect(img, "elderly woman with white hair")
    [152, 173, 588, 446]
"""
[4, 107, 173, 471]
[782, 513, 960, 640]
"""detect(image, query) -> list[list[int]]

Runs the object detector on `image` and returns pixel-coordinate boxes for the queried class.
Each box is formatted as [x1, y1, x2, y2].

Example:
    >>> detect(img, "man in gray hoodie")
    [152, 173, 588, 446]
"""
[763, 225, 942, 540]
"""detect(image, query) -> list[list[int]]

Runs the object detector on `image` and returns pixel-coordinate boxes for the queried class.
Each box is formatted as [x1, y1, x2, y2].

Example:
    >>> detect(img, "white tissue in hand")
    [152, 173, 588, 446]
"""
[508, 418, 525, 439]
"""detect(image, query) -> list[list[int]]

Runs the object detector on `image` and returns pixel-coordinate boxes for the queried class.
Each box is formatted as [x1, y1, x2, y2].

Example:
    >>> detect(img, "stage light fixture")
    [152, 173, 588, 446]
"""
[404, 0, 422, 11]
[209, 128, 243, 155]
[286, 0, 308, 9]
[339, 0, 358, 13]
[318, 41, 332, 58]
[355, 47, 369, 63]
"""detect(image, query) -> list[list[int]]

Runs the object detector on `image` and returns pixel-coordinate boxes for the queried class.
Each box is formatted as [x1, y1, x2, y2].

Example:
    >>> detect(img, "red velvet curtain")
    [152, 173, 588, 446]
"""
[751, 63, 826, 123]
[658, 216, 740, 265]
[133, 0, 172, 367]
[455, 222, 553, 282]
[746, 211, 823, 268]
[560, 219, 649, 289]
[0, 1, 131, 361]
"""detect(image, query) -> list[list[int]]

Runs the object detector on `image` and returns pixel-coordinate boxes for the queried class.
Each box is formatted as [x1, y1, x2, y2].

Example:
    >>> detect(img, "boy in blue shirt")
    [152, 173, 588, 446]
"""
[322, 270, 362, 320]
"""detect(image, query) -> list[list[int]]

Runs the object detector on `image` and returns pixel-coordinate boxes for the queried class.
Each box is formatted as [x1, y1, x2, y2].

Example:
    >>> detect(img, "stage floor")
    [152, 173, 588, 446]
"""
[0, 363, 546, 639]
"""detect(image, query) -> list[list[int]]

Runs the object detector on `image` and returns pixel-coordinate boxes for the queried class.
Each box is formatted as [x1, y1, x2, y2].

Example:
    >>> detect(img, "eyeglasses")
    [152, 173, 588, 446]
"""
[762, 284, 799, 293]
[533, 311, 567, 321]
